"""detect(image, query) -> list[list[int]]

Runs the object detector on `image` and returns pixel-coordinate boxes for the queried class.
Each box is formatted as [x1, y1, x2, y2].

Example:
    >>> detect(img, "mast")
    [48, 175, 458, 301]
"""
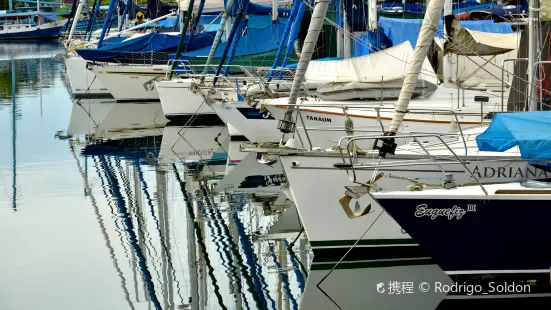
[267, 0, 302, 82]
[278, 0, 330, 134]
[443, 0, 453, 87]
[376, 0, 445, 157]
[276, 1, 306, 81]
[527, 0, 540, 111]
[168, 0, 196, 79]
[97, 0, 118, 48]
[118, 0, 132, 32]
[68, 0, 85, 43]
[200, 0, 237, 75]
[367, 0, 377, 31]
[187, 185, 199, 310]
[343, 7, 351, 59]
[9, 0, 13, 12]
[388, 0, 444, 133]
[212, 0, 250, 85]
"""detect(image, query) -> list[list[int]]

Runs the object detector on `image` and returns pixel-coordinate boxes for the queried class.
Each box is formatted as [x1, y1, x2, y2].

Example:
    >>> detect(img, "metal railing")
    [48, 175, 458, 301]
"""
[263, 101, 498, 154]
[333, 133, 488, 195]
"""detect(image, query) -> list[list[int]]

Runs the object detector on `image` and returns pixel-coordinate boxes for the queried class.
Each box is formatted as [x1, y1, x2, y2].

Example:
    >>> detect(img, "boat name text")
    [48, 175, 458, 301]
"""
[306, 115, 332, 123]
[472, 165, 549, 179]
[414, 204, 476, 220]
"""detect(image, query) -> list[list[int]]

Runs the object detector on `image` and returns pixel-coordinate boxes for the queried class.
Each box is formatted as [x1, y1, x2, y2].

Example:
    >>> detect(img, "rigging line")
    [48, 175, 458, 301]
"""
[284, 239, 308, 281]
[268, 242, 299, 310]
[73, 75, 100, 129]
[134, 161, 171, 294]
[96, 156, 134, 271]
[107, 158, 163, 296]
[172, 164, 229, 310]
[100, 155, 163, 309]
[125, 160, 184, 305]
[316, 209, 386, 310]
[111, 158, 139, 269]
[200, 195, 254, 310]
[201, 188, 265, 310]
[71, 146, 136, 310]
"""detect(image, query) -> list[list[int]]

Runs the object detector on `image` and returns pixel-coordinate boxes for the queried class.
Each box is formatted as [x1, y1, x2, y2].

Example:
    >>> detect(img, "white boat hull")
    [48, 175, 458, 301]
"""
[214, 142, 285, 194]
[156, 79, 220, 123]
[276, 152, 549, 270]
[90, 64, 166, 101]
[65, 56, 110, 96]
[159, 125, 230, 166]
[208, 101, 283, 142]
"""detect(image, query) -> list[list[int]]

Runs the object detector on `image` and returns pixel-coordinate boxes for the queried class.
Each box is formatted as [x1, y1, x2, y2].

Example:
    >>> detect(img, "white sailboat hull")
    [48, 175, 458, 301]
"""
[274, 143, 550, 274]
[65, 56, 110, 96]
[159, 125, 229, 166]
[90, 64, 166, 101]
[208, 101, 283, 142]
[156, 79, 218, 121]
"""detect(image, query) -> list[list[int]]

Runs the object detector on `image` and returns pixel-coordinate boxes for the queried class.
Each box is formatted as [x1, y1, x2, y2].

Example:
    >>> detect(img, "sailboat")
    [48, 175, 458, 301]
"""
[371, 113, 551, 302]
[0, 2, 67, 40]
[236, 0, 551, 305]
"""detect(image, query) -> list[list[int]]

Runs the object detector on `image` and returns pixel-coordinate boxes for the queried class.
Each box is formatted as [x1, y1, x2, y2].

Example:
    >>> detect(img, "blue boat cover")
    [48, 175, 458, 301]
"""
[76, 31, 215, 61]
[378, 17, 513, 49]
[476, 111, 551, 160]
[175, 23, 287, 59]
[381, 0, 495, 15]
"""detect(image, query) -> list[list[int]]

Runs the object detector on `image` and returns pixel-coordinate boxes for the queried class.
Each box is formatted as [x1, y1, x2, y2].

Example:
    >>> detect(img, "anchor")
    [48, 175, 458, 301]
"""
[339, 173, 383, 219]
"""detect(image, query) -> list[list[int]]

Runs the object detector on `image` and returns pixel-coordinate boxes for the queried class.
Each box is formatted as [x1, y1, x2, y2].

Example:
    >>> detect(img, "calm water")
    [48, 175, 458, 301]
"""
[0, 42, 480, 310]
[0, 42, 309, 310]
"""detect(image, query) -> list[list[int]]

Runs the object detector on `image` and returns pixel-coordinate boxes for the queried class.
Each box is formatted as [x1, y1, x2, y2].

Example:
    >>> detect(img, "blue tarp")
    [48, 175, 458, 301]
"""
[174, 23, 287, 59]
[157, 16, 177, 28]
[76, 31, 215, 61]
[380, 0, 495, 15]
[465, 2, 528, 18]
[200, 14, 289, 32]
[132, 16, 178, 29]
[476, 112, 551, 160]
[378, 17, 513, 49]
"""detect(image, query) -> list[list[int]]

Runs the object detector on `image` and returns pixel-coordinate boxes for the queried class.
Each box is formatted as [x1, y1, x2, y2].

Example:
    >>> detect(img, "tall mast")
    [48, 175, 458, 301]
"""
[199, 0, 237, 76]
[443, 0, 453, 87]
[527, 0, 540, 111]
[376, 0, 445, 157]
[68, 0, 85, 43]
[388, 0, 445, 134]
[278, 0, 331, 134]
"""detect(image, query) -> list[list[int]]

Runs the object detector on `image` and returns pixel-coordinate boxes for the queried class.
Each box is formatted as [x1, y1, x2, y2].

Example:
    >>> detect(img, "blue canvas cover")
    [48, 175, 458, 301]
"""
[378, 17, 513, 48]
[476, 111, 551, 160]
[381, 0, 494, 15]
[76, 31, 215, 61]
[175, 23, 287, 59]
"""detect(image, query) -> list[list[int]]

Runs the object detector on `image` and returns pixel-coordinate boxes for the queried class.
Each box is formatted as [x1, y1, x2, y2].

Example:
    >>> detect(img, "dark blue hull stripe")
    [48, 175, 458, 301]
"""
[377, 198, 551, 271]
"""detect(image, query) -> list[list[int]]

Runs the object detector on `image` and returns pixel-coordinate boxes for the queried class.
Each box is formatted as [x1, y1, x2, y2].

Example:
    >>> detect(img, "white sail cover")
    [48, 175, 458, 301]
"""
[303, 41, 437, 84]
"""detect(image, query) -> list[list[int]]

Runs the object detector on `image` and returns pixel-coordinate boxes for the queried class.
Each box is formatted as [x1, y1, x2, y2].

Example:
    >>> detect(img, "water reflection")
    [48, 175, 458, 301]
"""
[0, 42, 307, 310]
